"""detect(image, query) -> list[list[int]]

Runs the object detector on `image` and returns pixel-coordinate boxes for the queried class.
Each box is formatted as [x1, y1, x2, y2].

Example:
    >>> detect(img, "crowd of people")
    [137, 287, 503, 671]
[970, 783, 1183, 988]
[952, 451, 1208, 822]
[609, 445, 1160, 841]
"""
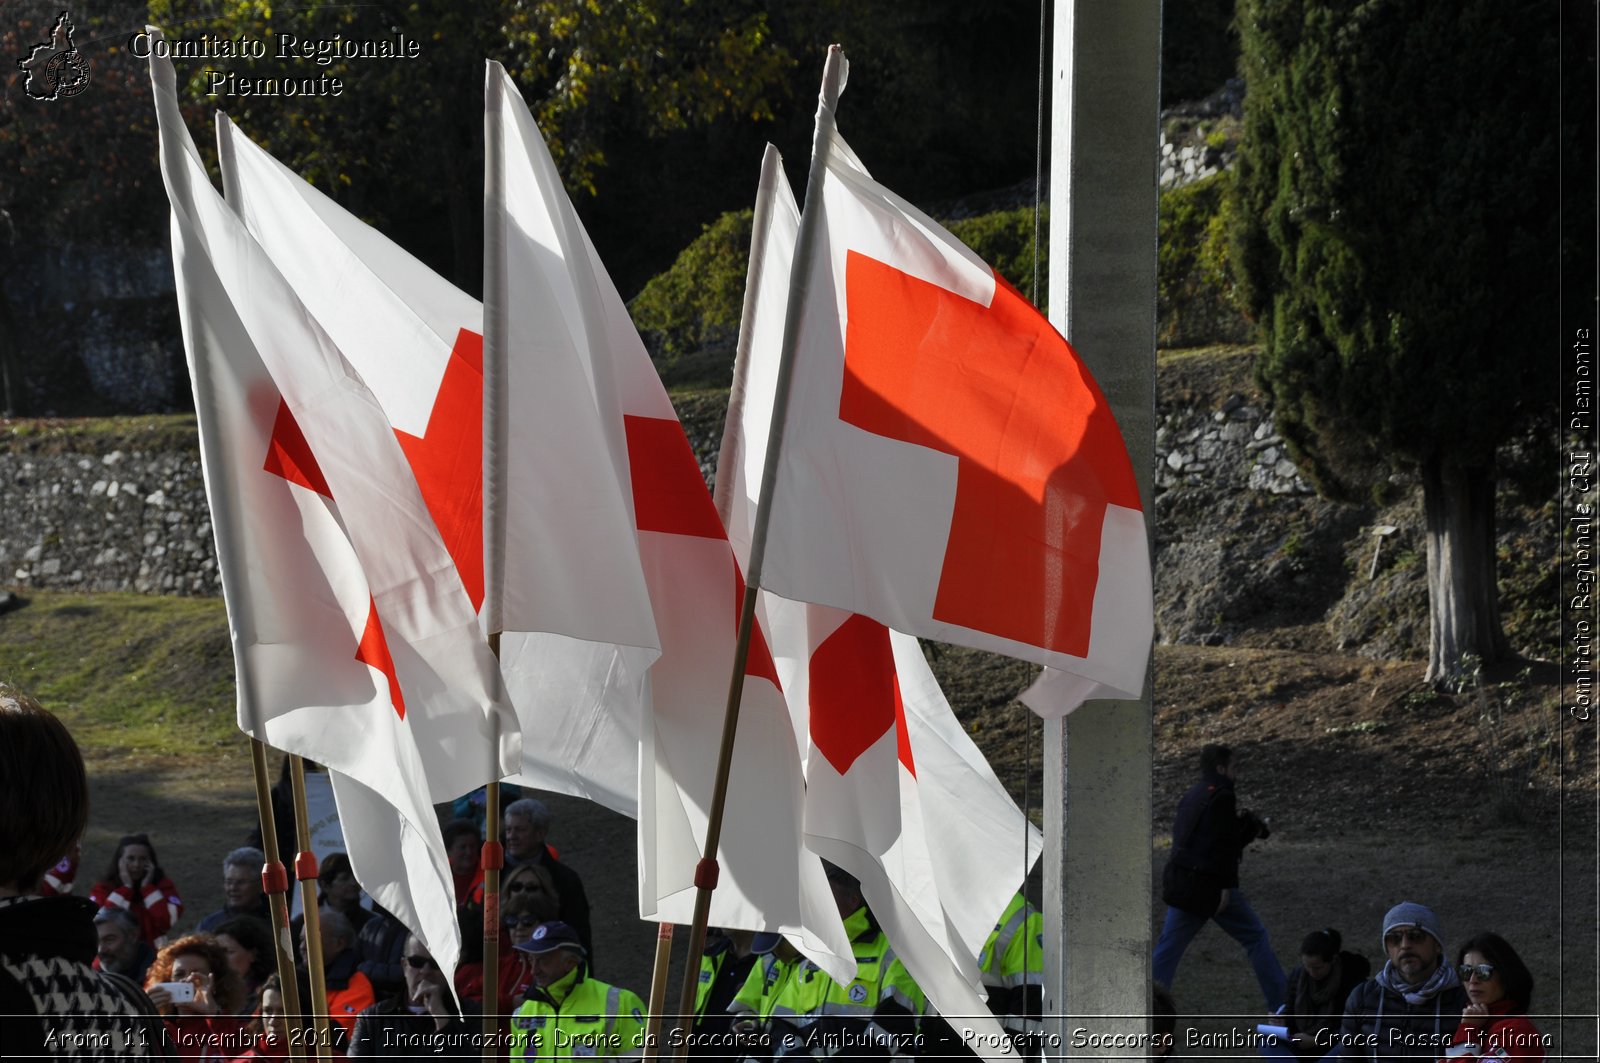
[1155, 744, 1546, 1062]
[2, 688, 1550, 1063]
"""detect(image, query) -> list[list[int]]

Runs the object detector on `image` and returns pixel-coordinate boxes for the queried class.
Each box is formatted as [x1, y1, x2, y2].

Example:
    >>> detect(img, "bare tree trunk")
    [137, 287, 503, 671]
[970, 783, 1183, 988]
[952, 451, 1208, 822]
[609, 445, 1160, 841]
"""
[1422, 456, 1509, 687]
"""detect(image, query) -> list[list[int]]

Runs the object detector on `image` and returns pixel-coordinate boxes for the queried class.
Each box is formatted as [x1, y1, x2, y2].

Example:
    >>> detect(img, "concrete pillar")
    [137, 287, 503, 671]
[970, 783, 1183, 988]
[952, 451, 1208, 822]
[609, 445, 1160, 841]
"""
[1043, 0, 1161, 1054]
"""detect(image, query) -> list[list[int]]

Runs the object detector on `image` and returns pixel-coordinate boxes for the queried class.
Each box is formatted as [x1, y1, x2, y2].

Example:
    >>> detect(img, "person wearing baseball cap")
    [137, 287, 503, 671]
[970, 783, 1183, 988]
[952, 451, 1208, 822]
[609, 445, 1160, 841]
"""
[1331, 902, 1467, 1060]
[508, 921, 646, 1062]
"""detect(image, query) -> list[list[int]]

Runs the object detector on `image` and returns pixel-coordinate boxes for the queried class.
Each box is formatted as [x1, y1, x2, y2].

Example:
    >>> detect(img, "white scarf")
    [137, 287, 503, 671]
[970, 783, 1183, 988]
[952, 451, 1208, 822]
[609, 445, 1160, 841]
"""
[1375, 956, 1460, 1005]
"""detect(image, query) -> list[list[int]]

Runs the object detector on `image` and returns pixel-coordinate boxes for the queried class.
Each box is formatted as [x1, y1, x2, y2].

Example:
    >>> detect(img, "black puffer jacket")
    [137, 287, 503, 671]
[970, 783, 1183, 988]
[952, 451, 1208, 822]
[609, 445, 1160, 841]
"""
[1334, 973, 1468, 1060]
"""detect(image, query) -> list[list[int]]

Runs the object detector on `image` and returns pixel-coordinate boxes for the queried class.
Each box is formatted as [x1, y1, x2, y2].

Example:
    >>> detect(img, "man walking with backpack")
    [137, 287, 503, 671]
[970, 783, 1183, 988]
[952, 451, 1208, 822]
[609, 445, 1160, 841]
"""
[1153, 744, 1285, 1010]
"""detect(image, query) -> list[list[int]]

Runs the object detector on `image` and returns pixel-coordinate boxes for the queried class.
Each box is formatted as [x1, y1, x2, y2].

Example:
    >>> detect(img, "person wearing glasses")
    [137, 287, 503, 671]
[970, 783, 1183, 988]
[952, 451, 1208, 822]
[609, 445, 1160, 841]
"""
[348, 935, 478, 1058]
[502, 799, 593, 967]
[453, 885, 558, 1016]
[1440, 933, 1545, 1062]
[1334, 903, 1466, 1060]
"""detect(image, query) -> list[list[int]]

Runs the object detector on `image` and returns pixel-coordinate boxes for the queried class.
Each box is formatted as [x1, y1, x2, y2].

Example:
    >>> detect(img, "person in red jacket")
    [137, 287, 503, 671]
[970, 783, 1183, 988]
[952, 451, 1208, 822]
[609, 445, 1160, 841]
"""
[90, 833, 184, 947]
[1443, 933, 1546, 1062]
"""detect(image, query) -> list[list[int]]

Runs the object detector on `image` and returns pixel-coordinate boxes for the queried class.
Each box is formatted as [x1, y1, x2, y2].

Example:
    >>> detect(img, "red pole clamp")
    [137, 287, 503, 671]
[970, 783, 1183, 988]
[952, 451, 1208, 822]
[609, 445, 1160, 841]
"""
[481, 839, 505, 872]
[294, 851, 320, 882]
[260, 862, 290, 896]
[693, 858, 720, 891]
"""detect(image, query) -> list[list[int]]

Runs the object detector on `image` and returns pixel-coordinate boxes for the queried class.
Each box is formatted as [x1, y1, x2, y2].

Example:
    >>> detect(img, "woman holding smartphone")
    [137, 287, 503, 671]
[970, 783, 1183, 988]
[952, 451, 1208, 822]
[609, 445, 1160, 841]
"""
[146, 933, 250, 1060]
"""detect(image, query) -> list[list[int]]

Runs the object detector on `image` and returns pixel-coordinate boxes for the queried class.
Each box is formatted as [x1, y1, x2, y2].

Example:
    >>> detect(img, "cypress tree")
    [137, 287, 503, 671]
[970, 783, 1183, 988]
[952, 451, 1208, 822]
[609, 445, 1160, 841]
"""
[1232, 0, 1564, 685]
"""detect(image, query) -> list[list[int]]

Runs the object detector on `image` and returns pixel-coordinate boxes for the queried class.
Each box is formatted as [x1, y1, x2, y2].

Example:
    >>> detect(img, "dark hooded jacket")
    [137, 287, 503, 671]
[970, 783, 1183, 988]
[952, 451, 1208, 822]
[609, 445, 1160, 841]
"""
[1335, 970, 1468, 1060]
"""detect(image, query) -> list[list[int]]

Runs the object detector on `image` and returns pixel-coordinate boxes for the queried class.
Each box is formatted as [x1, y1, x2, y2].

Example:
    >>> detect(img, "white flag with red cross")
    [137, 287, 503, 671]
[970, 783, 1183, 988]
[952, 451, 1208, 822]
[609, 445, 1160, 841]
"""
[757, 129, 1152, 716]
[486, 63, 852, 973]
[219, 107, 661, 815]
[150, 37, 516, 985]
[720, 148, 1035, 1058]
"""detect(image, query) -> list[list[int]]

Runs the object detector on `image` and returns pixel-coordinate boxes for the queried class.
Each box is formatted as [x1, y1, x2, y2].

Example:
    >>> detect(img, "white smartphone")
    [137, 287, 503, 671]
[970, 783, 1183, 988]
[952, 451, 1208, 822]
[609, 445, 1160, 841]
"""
[152, 981, 195, 1003]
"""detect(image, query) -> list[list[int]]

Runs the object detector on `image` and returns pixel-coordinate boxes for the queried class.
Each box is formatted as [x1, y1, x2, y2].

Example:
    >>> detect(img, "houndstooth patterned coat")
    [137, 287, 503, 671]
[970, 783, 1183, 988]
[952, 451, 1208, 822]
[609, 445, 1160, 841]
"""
[0, 894, 170, 1059]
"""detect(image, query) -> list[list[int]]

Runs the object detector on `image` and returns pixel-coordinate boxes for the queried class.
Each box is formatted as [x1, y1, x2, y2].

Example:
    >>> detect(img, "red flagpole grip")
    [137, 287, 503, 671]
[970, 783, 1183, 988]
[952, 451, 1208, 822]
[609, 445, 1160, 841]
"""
[261, 862, 290, 896]
[293, 851, 319, 882]
[481, 839, 504, 872]
[693, 858, 719, 891]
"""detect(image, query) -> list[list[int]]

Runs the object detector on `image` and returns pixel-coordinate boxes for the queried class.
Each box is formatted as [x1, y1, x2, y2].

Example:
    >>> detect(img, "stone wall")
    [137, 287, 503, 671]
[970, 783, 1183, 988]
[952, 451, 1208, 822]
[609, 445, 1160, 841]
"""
[1155, 392, 1310, 497]
[1158, 79, 1243, 190]
[4, 385, 1310, 603]
[1150, 390, 1348, 647]
[2, 444, 218, 595]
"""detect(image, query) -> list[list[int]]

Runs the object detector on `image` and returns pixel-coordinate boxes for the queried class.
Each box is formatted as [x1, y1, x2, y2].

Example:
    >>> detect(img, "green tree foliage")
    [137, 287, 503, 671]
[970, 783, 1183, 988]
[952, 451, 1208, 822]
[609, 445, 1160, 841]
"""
[630, 199, 1051, 389]
[2, 3, 169, 413]
[2, 6, 164, 244]
[1156, 172, 1246, 346]
[629, 207, 753, 383]
[590, 0, 1050, 296]
[1231, 0, 1562, 683]
[145, 0, 796, 287]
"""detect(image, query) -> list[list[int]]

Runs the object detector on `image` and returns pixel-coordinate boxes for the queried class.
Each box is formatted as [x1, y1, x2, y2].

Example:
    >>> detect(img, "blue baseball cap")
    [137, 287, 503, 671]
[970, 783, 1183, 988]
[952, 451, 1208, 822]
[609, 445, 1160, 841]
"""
[513, 920, 587, 956]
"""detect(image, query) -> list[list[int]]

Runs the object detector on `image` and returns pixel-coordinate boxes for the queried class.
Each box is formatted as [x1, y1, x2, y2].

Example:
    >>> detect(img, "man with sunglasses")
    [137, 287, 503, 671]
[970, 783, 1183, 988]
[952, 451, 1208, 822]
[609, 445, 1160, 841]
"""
[348, 935, 479, 1058]
[1331, 902, 1466, 1060]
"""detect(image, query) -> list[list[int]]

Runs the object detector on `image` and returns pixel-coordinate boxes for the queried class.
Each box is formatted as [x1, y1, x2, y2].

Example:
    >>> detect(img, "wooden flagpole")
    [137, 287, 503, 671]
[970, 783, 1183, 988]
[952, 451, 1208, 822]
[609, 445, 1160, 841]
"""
[289, 757, 334, 1062]
[481, 763, 505, 1049]
[641, 923, 674, 1060]
[649, 139, 789, 1061]
[670, 45, 848, 1050]
[480, 63, 511, 1055]
[214, 118, 330, 1062]
[249, 740, 306, 1063]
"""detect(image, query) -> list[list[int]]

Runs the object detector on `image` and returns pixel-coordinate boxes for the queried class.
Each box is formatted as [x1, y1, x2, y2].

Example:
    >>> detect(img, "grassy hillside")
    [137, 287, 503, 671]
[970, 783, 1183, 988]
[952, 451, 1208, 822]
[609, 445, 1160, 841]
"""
[0, 590, 234, 757]
[2, 414, 199, 455]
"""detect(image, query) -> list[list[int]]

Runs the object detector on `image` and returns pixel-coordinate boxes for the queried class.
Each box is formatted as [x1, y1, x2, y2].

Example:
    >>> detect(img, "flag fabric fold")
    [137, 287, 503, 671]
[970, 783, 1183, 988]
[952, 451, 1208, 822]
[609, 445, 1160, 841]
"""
[486, 63, 852, 977]
[756, 127, 1152, 717]
[219, 103, 662, 814]
[720, 145, 1037, 1061]
[151, 35, 515, 985]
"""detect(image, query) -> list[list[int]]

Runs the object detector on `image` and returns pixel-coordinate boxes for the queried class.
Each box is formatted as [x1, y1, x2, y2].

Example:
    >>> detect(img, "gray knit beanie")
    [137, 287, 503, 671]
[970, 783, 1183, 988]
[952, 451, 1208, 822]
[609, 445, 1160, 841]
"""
[1381, 901, 1443, 951]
